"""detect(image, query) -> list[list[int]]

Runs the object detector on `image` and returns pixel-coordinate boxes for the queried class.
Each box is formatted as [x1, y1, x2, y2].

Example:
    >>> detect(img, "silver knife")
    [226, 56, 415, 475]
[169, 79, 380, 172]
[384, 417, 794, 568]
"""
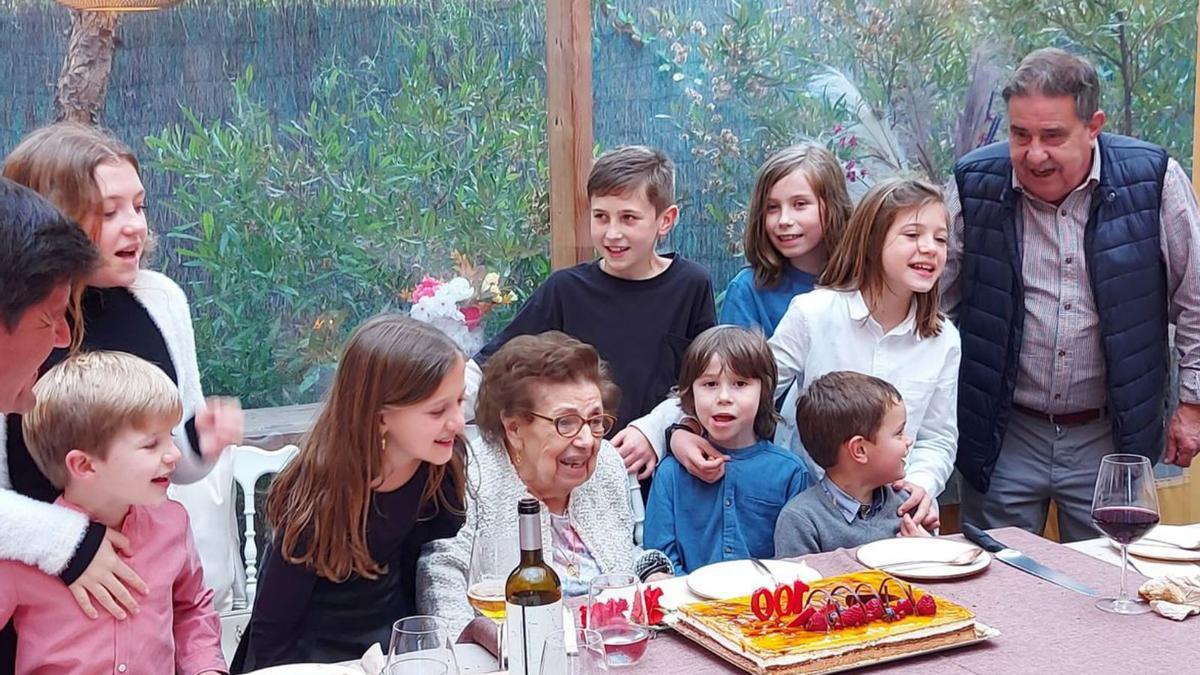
[961, 523, 1101, 597]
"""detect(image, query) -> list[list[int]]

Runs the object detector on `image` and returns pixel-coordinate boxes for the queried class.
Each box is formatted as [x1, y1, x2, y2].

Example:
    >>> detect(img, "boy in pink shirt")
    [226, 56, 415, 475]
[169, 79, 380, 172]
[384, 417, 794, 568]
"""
[0, 351, 225, 675]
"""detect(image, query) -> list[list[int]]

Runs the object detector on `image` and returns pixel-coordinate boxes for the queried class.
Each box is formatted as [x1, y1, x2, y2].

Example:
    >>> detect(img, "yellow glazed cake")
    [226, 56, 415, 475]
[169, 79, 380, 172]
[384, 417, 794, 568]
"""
[671, 570, 979, 674]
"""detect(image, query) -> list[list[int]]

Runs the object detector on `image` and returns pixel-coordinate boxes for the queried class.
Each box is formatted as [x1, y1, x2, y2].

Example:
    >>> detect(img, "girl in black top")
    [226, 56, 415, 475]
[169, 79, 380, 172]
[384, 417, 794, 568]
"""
[233, 315, 467, 670]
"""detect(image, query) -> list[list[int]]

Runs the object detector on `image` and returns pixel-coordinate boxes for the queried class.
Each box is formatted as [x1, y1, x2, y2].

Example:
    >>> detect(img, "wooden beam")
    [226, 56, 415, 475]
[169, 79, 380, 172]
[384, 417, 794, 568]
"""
[546, 0, 594, 268]
[1194, 1, 1200, 191]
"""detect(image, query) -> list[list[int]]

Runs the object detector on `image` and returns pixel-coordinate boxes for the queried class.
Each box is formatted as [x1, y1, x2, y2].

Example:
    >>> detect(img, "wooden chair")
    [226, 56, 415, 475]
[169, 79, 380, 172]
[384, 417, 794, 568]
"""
[219, 608, 252, 663]
[231, 444, 300, 608]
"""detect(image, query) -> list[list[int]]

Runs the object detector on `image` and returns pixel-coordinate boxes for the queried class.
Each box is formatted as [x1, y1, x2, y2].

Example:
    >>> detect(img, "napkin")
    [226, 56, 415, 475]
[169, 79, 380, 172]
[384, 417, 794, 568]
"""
[360, 642, 386, 674]
[1138, 573, 1200, 620]
[1126, 555, 1200, 579]
[459, 617, 501, 657]
[1142, 524, 1200, 550]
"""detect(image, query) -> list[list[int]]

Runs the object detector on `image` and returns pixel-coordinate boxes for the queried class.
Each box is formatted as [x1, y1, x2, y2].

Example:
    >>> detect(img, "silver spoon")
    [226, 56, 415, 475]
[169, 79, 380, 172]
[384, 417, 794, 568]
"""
[875, 547, 984, 571]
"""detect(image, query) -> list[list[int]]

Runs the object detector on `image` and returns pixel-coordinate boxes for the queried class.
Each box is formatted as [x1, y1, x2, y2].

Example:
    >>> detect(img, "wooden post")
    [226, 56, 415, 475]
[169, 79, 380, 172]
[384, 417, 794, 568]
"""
[545, 0, 594, 268]
[1194, 1, 1200, 190]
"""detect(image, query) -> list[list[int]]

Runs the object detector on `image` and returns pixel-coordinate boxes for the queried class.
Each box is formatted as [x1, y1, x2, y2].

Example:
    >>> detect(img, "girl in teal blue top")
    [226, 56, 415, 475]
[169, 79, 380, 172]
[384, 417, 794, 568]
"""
[719, 144, 853, 336]
[644, 325, 810, 573]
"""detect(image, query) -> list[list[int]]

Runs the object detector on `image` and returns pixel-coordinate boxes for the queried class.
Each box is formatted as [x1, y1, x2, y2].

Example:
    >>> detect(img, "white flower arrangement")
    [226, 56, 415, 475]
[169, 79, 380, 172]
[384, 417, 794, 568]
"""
[405, 253, 517, 356]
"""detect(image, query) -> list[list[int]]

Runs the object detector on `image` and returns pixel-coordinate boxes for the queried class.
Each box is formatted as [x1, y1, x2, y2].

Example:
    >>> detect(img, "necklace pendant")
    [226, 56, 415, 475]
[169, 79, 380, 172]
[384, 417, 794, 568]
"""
[567, 562, 578, 578]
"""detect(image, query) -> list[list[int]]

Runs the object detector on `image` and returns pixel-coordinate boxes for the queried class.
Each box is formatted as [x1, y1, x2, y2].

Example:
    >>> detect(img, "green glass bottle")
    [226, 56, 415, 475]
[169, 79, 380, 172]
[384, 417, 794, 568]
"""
[505, 498, 563, 675]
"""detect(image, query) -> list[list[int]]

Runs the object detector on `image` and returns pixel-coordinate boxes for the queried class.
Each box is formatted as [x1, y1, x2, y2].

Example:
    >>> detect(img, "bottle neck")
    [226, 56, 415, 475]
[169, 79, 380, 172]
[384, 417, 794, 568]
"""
[518, 509, 543, 563]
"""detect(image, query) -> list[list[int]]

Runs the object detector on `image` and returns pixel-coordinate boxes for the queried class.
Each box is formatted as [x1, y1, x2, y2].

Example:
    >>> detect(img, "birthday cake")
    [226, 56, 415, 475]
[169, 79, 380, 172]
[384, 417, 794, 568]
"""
[670, 570, 980, 674]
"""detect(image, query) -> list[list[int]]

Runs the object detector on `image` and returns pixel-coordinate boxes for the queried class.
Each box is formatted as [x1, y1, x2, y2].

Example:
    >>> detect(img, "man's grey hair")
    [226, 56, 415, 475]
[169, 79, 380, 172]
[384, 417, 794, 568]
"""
[1002, 47, 1100, 122]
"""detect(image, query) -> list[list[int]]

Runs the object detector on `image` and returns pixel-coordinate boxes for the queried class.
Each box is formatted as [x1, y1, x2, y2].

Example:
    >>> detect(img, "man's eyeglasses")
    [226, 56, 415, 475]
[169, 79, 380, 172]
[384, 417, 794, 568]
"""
[529, 411, 617, 438]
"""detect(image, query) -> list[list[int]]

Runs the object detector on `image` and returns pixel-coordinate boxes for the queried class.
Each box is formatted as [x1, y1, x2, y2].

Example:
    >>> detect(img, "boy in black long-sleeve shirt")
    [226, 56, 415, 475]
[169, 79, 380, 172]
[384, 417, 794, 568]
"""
[470, 146, 715, 480]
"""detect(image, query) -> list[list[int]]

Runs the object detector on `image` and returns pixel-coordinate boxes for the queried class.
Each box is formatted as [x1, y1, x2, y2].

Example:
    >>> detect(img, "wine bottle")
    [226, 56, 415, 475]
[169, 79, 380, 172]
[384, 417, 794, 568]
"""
[505, 498, 563, 675]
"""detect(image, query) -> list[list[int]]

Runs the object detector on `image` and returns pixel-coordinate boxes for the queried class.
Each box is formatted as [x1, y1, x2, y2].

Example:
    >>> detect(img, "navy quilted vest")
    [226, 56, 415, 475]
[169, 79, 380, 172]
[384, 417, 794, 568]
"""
[954, 133, 1169, 493]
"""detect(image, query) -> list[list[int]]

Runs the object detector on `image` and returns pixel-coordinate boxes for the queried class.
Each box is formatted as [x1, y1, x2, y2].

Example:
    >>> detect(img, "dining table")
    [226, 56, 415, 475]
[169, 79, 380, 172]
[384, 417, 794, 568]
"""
[335, 526, 1199, 674]
[565, 526, 1199, 673]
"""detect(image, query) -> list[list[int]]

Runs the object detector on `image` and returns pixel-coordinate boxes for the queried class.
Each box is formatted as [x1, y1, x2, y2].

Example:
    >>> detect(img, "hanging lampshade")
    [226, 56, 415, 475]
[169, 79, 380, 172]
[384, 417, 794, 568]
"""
[55, 0, 185, 11]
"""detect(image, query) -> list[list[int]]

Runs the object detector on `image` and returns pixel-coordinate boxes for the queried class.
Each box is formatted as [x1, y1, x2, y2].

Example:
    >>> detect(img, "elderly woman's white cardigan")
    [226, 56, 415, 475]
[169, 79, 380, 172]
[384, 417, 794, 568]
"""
[418, 435, 641, 635]
[0, 270, 240, 609]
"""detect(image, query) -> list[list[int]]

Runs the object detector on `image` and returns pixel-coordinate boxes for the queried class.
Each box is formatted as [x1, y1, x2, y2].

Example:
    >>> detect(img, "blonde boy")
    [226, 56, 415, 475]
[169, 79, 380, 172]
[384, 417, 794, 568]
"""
[0, 351, 225, 675]
[469, 145, 716, 479]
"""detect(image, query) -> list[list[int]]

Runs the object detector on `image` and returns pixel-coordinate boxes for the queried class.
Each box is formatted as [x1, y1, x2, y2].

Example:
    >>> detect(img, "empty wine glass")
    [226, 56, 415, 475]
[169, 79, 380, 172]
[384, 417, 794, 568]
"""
[540, 628, 607, 674]
[586, 573, 651, 667]
[387, 615, 460, 674]
[1090, 454, 1160, 615]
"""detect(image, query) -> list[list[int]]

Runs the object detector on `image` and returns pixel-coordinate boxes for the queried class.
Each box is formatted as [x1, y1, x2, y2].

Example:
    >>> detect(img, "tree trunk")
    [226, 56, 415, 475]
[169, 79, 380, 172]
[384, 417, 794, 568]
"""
[1115, 11, 1135, 136]
[55, 10, 120, 125]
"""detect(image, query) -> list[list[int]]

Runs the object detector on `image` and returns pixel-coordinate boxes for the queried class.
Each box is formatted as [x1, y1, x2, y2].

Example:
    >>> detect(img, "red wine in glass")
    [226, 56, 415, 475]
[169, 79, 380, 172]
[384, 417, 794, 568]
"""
[1090, 454, 1159, 615]
[1091, 506, 1160, 545]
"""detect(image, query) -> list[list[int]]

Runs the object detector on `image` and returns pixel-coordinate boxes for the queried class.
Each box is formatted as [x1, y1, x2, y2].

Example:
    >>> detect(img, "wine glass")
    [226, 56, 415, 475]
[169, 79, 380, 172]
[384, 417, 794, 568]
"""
[387, 615, 460, 674]
[1090, 453, 1160, 615]
[468, 532, 516, 667]
[540, 628, 608, 674]
[586, 573, 651, 667]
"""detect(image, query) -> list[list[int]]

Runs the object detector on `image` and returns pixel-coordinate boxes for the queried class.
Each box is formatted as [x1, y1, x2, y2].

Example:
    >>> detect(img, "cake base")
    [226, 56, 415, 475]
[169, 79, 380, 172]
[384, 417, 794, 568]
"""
[671, 618, 989, 674]
[668, 570, 994, 674]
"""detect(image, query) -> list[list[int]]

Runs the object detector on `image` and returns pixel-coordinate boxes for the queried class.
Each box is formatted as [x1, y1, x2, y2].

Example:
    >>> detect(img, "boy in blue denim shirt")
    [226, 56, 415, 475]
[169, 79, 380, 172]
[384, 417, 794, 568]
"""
[644, 325, 810, 573]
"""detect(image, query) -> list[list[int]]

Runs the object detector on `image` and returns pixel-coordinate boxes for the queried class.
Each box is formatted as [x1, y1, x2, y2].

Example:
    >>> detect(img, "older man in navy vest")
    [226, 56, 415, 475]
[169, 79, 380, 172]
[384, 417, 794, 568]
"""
[941, 48, 1200, 542]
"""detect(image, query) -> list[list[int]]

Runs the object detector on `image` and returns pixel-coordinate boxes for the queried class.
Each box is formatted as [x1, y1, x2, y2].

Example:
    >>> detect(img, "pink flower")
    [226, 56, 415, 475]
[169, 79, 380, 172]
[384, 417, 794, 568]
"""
[460, 305, 482, 330]
[412, 276, 442, 302]
[832, 123, 843, 134]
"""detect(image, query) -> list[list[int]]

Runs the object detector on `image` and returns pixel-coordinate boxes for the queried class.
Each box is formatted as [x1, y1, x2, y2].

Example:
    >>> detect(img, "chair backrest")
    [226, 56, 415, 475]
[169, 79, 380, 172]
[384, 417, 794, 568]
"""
[231, 444, 300, 608]
[219, 608, 252, 663]
[627, 472, 645, 546]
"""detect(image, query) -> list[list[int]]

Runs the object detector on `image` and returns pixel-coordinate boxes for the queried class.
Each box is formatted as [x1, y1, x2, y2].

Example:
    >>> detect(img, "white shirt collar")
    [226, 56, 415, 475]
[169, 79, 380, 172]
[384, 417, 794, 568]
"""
[846, 289, 919, 338]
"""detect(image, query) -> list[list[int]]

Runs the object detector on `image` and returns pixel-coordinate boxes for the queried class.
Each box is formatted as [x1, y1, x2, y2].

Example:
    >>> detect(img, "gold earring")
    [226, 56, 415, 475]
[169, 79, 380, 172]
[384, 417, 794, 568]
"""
[510, 438, 524, 467]
[381, 434, 387, 452]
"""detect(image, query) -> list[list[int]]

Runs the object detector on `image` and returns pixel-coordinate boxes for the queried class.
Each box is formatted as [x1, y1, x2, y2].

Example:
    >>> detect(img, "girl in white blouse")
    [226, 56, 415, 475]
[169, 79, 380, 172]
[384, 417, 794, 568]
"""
[632, 178, 960, 529]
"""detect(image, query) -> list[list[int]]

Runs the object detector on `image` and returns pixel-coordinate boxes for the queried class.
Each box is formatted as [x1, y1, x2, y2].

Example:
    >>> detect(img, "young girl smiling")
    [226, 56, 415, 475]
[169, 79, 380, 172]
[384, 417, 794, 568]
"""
[233, 315, 466, 670]
[720, 144, 852, 336]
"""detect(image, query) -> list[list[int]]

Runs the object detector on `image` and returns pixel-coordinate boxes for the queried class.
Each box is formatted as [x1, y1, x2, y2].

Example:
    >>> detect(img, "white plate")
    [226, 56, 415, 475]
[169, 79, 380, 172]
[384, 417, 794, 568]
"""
[1121, 540, 1200, 562]
[856, 537, 991, 580]
[685, 559, 821, 600]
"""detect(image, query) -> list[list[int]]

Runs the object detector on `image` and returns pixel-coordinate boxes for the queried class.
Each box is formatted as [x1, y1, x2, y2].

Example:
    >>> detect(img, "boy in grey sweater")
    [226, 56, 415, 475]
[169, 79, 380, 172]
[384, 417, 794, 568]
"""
[774, 372, 929, 556]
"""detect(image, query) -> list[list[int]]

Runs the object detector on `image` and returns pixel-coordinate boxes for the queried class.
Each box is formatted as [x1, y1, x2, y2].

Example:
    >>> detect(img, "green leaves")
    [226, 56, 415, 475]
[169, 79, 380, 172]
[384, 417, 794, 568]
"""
[145, 0, 550, 406]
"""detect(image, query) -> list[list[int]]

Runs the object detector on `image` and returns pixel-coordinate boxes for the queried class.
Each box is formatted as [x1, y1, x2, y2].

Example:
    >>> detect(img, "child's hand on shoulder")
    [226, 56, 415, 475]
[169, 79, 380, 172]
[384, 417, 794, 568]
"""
[899, 513, 931, 537]
[672, 429, 727, 483]
[612, 426, 658, 479]
[892, 479, 939, 530]
[196, 396, 244, 460]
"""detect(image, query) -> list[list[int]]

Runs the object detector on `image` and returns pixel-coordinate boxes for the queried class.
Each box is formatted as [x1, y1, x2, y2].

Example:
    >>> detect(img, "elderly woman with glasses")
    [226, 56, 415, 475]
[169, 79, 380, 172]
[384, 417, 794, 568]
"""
[418, 331, 672, 634]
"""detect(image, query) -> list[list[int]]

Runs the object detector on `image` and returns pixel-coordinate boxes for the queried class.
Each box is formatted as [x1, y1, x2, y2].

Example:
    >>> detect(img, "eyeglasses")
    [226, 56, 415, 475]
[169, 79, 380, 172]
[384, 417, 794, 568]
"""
[529, 411, 617, 438]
